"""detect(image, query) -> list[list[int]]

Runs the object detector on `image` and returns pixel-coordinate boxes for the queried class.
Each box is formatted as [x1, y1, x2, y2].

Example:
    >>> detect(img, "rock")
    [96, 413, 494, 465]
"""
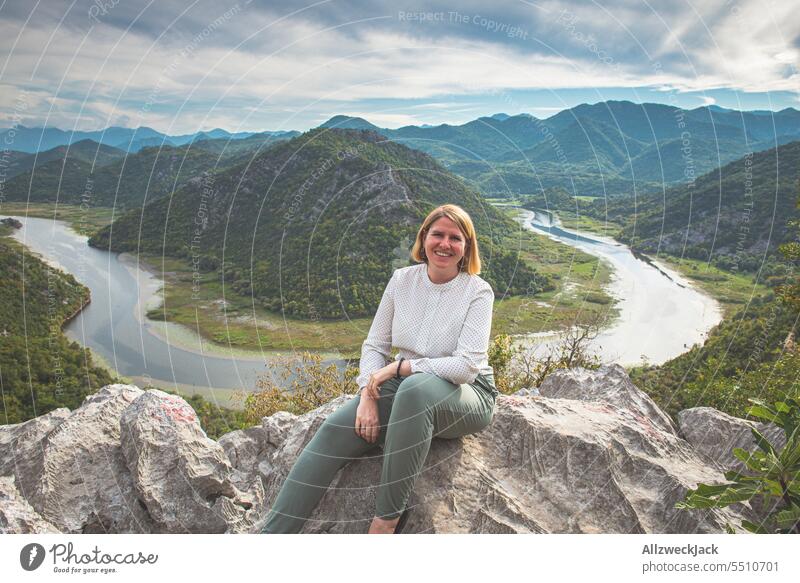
[120, 389, 263, 533]
[0, 217, 23, 229]
[0, 386, 154, 533]
[677, 407, 789, 526]
[0, 476, 60, 533]
[0, 368, 753, 534]
[218, 410, 296, 490]
[251, 368, 743, 533]
[677, 407, 786, 472]
[0, 407, 70, 478]
[539, 364, 677, 435]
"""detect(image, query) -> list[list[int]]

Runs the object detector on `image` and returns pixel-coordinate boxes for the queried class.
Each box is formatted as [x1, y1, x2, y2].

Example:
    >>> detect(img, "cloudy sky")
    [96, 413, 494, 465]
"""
[1, 0, 798, 133]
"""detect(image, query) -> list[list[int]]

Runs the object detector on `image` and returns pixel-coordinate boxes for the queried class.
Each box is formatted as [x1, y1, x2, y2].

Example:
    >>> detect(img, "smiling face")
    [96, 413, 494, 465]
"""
[423, 216, 467, 273]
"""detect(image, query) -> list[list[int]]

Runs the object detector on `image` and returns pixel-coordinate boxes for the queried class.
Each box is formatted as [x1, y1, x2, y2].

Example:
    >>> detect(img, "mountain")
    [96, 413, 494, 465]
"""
[2, 139, 126, 180]
[598, 141, 800, 269]
[319, 115, 381, 131]
[189, 131, 301, 161]
[89, 129, 550, 319]
[0, 229, 114, 424]
[2, 143, 220, 208]
[0, 125, 275, 154]
[1, 134, 296, 209]
[319, 102, 800, 197]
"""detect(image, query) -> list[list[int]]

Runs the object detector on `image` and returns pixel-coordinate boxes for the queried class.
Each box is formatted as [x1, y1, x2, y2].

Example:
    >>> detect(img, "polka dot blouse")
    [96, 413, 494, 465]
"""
[356, 263, 495, 389]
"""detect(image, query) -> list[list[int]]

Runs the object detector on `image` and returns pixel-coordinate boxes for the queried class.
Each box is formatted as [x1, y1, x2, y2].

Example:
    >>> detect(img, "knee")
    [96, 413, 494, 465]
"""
[394, 373, 438, 412]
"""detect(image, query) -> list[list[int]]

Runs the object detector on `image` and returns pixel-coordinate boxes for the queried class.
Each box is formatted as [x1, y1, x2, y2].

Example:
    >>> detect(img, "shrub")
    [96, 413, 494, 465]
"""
[238, 352, 359, 423]
[676, 398, 800, 534]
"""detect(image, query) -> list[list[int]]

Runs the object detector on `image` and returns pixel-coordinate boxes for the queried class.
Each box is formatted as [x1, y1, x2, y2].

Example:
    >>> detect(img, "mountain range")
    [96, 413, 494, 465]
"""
[320, 102, 800, 197]
[0, 125, 299, 154]
[6, 101, 798, 200]
[604, 140, 800, 270]
[0, 134, 296, 209]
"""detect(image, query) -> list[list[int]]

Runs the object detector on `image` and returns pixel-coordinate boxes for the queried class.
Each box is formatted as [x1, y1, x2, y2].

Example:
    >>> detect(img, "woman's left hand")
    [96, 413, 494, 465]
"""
[364, 363, 398, 400]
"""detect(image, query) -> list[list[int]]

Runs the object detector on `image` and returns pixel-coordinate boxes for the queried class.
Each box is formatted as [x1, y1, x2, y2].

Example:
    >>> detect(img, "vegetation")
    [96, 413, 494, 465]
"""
[2, 136, 292, 210]
[0, 202, 116, 236]
[344, 103, 800, 198]
[489, 314, 604, 394]
[582, 141, 800, 272]
[677, 398, 800, 534]
[632, 189, 800, 420]
[0, 234, 115, 424]
[237, 352, 359, 423]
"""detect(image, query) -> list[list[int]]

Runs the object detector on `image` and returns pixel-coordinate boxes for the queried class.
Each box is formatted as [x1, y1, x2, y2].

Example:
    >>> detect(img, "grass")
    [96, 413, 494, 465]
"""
[492, 210, 617, 335]
[651, 255, 770, 317]
[555, 210, 625, 237]
[0, 202, 116, 236]
[522, 204, 768, 316]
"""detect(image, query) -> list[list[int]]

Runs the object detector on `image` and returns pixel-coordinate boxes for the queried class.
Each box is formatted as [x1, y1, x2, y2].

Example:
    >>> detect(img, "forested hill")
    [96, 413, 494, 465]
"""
[589, 141, 800, 271]
[2, 133, 293, 209]
[0, 228, 114, 423]
[89, 129, 549, 319]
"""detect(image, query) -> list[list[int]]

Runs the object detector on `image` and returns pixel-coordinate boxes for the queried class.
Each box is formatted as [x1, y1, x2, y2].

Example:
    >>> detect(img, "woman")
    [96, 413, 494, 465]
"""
[261, 204, 498, 534]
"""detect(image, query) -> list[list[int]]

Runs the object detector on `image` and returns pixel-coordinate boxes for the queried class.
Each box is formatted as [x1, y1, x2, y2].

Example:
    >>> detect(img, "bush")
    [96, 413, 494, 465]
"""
[489, 312, 605, 395]
[238, 352, 359, 423]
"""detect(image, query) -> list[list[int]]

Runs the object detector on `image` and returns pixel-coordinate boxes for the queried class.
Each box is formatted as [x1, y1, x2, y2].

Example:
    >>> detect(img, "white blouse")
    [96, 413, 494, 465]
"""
[356, 263, 495, 388]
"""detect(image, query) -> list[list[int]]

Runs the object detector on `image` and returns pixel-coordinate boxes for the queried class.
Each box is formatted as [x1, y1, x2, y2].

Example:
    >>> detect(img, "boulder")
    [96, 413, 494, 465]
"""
[677, 406, 788, 526]
[0, 476, 60, 534]
[120, 389, 263, 533]
[0, 367, 755, 533]
[677, 407, 786, 472]
[0, 386, 154, 533]
[538, 364, 677, 435]
[247, 368, 744, 533]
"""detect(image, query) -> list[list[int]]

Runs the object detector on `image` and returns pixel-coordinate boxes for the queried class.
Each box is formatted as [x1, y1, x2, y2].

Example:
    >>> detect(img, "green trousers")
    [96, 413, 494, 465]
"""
[261, 371, 496, 533]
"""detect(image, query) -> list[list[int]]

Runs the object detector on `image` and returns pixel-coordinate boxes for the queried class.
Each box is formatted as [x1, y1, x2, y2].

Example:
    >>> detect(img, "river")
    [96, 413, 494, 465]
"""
[5, 215, 282, 407]
[4, 211, 721, 406]
[513, 207, 722, 366]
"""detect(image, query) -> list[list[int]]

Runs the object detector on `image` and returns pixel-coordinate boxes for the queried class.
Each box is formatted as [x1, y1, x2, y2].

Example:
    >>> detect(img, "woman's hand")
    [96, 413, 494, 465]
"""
[355, 394, 380, 443]
[363, 363, 398, 400]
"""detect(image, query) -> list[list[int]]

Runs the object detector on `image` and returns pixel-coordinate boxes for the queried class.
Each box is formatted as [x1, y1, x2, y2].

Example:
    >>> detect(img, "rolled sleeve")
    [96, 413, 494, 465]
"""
[408, 284, 494, 385]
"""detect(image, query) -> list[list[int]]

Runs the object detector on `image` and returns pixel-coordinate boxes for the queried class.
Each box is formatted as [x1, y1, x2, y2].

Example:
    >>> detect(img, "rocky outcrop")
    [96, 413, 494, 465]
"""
[0, 476, 60, 533]
[677, 407, 786, 472]
[120, 390, 263, 533]
[0, 366, 765, 533]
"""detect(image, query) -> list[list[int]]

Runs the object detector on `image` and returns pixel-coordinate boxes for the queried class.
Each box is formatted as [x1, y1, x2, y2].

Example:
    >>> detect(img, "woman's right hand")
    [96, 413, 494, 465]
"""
[355, 392, 380, 443]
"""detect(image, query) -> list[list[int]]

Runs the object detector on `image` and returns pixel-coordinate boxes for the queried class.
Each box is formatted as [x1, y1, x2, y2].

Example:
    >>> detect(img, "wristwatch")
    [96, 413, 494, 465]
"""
[395, 357, 405, 379]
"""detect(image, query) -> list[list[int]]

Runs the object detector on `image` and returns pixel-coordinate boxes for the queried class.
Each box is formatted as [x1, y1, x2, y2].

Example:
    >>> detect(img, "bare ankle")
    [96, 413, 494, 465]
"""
[368, 515, 400, 534]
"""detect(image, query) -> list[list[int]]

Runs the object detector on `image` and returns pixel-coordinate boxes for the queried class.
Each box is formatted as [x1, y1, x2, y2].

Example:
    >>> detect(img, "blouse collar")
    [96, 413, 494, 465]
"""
[420, 263, 466, 291]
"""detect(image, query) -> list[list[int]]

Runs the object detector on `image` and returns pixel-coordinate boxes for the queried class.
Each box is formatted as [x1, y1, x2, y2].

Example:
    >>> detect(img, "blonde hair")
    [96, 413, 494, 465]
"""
[410, 204, 481, 275]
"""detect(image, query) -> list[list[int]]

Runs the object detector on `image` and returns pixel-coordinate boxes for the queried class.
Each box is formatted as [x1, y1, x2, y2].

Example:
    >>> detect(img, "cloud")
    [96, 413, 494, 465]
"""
[1, 0, 797, 132]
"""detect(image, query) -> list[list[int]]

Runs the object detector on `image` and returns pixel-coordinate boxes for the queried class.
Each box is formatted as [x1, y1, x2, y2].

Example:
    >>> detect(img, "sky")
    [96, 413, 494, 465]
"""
[1, 0, 798, 133]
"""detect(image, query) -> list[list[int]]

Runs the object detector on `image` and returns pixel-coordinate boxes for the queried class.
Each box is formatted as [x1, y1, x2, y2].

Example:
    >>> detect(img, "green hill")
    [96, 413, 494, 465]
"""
[89, 129, 551, 319]
[2, 139, 126, 180]
[632, 282, 800, 419]
[0, 229, 114, 424]
[609, 141, 800, 270]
